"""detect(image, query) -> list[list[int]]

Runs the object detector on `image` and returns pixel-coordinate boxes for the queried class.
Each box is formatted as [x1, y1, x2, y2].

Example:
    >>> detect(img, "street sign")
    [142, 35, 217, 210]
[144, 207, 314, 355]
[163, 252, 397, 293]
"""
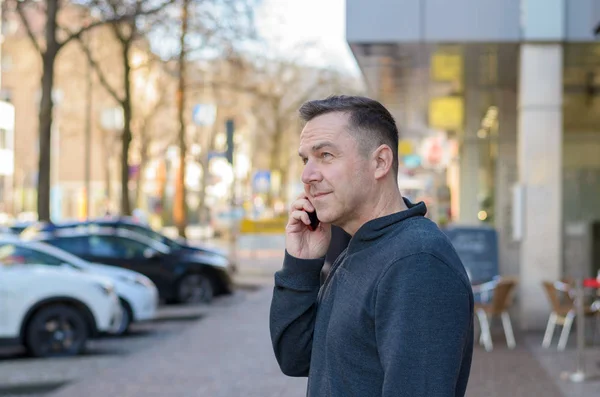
[192, 104, 216, 126]
[208, 151, 226, 161]
[239, 217, 287, 234]
[252, 170, 271, 193]
[225, 119, 234, 165]
[443, 226, 499, 283]
[428, 96, 463, 131]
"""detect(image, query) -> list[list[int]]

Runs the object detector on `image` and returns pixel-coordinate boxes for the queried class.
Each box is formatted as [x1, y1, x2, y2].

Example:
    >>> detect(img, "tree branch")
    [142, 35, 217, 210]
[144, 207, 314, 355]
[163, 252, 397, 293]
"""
[111, 22, 128, 44]
[60, 16, 121, 48]
[15, 1, 44, 54]
[59, 0, 176, 48]
[76, 37, 124, 104]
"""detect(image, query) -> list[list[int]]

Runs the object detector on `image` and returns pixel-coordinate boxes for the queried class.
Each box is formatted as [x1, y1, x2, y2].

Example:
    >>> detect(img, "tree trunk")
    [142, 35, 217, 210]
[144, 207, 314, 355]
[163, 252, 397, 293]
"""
[105, 155, 112, 213]
[135, 138, 149, 208]
[174, 0, 190, 238]
[197, 119, 219, 225]
[268, 108, 283, 206]
[120, 42, 133, 216]
[36, 0, 60, 222]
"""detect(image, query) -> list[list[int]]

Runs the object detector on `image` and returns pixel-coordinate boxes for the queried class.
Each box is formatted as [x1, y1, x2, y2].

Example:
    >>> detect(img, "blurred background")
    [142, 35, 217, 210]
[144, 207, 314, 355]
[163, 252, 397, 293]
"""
[1, 0, 600, 396]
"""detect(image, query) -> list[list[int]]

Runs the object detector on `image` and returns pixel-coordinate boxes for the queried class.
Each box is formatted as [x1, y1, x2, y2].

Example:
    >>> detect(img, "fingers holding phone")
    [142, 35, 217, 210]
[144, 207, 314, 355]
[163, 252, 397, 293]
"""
[307, 210, 319, 231]
[286, 195, 331, 259]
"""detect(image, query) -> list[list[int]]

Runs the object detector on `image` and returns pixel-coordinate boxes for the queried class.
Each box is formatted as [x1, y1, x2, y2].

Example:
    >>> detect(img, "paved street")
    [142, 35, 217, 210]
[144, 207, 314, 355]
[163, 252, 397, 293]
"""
[48, 280, 306, 397]
[1, 235, 600, 396]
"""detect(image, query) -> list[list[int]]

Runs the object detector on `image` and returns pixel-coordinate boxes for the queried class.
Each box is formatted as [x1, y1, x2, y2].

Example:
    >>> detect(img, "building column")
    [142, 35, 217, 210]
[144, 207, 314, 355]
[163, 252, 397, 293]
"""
[517, 44, 563, 329]
[458, 48, 483, 225]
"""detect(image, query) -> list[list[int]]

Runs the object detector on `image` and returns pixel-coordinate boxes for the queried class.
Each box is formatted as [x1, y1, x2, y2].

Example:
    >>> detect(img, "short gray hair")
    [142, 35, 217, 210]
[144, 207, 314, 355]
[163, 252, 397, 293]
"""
[299, 95, 399, 175]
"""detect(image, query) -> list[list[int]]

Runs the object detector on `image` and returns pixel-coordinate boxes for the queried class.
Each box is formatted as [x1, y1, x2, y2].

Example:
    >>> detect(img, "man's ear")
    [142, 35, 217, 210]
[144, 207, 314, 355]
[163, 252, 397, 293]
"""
[373, 144, 394, 180]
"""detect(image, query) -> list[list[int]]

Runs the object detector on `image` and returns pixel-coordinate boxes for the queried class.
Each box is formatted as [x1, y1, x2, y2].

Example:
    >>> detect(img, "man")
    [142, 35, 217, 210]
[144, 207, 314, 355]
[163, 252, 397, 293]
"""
[321, 225, 351, 284]
[269, 95, 473, 396]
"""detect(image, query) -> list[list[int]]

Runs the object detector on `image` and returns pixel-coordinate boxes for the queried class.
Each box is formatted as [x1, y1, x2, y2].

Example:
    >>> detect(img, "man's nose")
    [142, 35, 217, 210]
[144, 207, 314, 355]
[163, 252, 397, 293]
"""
[301, 161, 321, 185]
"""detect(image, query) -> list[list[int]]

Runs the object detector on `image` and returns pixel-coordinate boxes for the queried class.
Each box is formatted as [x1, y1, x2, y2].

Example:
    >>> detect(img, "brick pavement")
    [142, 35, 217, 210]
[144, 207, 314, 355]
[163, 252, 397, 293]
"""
[467, 341, 563, 396]
[47, 247, 599, 397]
[50, 257, 307, 397]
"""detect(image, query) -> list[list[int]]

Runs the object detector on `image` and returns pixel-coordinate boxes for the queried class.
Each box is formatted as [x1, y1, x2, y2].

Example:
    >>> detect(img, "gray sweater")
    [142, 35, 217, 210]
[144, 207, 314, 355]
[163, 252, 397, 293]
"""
[270, 200, 474, 396]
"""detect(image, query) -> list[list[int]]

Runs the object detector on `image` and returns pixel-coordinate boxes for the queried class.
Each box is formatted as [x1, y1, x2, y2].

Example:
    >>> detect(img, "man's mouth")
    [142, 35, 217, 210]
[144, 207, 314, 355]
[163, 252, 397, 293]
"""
[313, 192, 331, 198]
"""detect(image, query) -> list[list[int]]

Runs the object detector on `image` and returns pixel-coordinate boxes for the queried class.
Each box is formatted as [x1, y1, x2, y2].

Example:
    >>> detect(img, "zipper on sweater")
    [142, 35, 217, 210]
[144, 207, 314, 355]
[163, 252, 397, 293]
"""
[316, 249, 349, 303]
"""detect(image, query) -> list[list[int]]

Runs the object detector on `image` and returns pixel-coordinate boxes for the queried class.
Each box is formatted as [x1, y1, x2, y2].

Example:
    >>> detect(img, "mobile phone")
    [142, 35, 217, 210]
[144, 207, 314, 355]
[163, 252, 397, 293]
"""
[307, 210, 319, 231]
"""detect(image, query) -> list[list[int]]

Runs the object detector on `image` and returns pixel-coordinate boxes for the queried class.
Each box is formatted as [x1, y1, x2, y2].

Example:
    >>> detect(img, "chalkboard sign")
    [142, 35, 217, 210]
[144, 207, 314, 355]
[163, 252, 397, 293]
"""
[443, 226, 499, 283]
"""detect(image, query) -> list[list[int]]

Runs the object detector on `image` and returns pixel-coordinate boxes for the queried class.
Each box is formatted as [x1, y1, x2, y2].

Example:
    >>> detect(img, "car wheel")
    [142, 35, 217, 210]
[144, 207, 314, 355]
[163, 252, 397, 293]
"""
[112, 299, 132, 336]
[25, 304, 89, 358]
[177, 273, 214, 304]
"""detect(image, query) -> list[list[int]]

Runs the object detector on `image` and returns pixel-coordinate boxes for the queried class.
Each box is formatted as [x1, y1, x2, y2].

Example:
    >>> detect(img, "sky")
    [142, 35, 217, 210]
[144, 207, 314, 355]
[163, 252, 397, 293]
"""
[255, 0, 360, 76]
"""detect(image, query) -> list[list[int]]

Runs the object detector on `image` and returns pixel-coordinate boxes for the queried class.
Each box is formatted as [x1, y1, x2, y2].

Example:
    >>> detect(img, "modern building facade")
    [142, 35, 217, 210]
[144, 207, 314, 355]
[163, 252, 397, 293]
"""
[347, 0, 600, 329]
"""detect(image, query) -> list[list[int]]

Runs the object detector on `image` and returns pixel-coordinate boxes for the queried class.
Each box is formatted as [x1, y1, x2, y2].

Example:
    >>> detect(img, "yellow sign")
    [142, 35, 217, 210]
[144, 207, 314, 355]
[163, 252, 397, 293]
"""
[431, 53, 463, 82]
[398, 140, 414, 156]
[429, 97, 464, 131]
[239, 217, 287, 234]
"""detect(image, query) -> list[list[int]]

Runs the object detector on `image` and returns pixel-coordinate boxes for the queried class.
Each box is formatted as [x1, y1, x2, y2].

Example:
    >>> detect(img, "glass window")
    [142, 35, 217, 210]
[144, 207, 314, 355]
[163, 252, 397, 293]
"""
[0, 129, 7, 150]
[120, 224, 180, 250]
[46, 236, 89, 256]
[0, 88, 12, 103]
[120, 224, 153, 239]
[1, 55, 12, 72]
[119, 237, 151, 259]
[0, 244, 64, 266]
[89, 235, 149, 259]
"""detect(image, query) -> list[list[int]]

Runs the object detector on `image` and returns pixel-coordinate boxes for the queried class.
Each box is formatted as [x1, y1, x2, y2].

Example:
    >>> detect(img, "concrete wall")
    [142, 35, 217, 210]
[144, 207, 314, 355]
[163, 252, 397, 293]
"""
[347, 0, 600, 43]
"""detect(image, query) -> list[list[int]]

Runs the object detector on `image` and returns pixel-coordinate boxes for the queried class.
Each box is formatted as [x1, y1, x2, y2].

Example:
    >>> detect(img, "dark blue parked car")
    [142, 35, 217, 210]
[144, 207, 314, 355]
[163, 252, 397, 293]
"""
[23, 227, 235, 304]
[21, 217, 235, 270]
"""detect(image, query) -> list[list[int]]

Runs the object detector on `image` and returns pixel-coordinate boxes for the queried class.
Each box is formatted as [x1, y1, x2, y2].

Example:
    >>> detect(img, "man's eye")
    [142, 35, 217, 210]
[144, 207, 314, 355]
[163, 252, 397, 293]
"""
[321, 152, 332, 159]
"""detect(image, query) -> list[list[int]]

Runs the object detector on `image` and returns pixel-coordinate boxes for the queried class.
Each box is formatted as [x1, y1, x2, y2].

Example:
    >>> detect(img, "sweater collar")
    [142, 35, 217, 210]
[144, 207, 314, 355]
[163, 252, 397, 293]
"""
[346, 198, 427, 254]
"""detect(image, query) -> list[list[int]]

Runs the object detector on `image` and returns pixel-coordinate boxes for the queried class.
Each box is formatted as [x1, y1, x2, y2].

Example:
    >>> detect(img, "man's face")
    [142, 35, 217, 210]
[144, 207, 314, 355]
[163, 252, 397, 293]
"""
[298, 112, 373, 227]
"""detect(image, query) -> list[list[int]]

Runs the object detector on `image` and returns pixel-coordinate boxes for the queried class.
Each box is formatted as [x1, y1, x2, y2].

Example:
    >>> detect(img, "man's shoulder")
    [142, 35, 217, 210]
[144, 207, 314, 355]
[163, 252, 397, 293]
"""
[390, 216, 458, 258]
[383, 219, 471, 291]
[377, 251, 472, 302]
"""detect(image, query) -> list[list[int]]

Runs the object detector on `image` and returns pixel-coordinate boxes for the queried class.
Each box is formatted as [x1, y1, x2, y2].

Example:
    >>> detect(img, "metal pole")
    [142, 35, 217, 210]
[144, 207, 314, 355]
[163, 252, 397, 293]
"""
[84, 29, 92, 220]
[567, 278, 587, 382]
[227, 120, 237, 266]
[0, 0, 3, 91]
[562, 226, 600, 383]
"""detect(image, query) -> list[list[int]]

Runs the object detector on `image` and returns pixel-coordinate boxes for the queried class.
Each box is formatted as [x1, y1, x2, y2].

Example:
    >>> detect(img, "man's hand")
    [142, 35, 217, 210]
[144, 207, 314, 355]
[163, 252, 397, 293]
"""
[285, 194, 331, 259]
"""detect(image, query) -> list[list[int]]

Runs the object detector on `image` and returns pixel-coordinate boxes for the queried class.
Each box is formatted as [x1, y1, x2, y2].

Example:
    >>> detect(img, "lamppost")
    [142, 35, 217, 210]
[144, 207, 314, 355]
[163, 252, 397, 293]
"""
[101, 107, 124, 214]
[83, 20, 93, 219]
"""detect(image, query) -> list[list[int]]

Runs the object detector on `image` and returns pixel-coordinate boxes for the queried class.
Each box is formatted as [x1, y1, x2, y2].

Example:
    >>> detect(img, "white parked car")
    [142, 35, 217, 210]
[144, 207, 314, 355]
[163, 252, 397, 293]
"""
[0, 261, 122, 357]
[0, 237, 159, 335]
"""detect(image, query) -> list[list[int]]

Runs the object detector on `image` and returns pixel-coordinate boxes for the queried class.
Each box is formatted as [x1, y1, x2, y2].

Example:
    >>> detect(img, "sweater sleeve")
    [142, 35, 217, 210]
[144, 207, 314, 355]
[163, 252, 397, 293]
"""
[375, 253, 473, 397]
[269, 250, 324, 377]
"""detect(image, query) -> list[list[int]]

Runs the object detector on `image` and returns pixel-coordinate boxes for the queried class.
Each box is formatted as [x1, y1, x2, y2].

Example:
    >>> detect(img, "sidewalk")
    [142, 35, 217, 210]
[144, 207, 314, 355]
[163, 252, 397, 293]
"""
[50, 277, 307, 397]
[47, 244, 600, 396]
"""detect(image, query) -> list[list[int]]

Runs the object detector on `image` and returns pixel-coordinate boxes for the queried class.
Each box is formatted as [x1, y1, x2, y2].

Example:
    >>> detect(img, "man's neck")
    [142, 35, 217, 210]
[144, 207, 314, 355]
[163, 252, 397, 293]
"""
[344, 186, 407, 236]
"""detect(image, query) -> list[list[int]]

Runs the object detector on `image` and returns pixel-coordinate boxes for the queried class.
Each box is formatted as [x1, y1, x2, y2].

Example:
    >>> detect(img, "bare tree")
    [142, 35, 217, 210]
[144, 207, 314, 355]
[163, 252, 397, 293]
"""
[247, 60, 354, 205]
[164, 0, 256, 237]
[132, 73, 172, 207]
[74, 0, 174, 216]
[182, 52, 358, 215]
[6, 0, 150, 221]
[173, 0, 190, 237]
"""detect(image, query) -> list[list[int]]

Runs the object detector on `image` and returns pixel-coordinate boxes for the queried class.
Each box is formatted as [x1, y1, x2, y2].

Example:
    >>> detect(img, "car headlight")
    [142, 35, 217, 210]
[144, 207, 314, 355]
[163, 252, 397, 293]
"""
[119, 274, 154, 288]
[94, 282, 115, 296]
[201, 253, 230, 268]
[134, 275, 155, 288]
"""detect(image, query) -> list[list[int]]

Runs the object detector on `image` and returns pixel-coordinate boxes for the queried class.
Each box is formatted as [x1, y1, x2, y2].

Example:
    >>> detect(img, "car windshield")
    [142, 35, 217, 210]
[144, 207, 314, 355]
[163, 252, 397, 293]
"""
[0, 244, 80, 269]
[121, 224, 183, 250]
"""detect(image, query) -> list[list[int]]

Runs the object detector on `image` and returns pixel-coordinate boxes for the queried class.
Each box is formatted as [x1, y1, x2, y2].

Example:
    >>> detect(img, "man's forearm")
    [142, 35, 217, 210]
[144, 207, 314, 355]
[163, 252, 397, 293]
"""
[269, 251, 324, 377]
